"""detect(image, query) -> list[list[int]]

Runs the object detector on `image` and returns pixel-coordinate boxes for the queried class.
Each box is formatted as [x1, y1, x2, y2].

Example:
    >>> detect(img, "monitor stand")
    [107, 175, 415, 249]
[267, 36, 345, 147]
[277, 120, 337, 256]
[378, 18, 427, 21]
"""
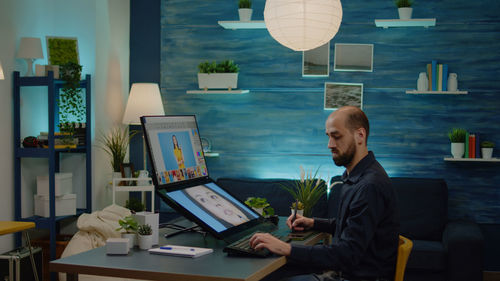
[161, 218, 206, 238]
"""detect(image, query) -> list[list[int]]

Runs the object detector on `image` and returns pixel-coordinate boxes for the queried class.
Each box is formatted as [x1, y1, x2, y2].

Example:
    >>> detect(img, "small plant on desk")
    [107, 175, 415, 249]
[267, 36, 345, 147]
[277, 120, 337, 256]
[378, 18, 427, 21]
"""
[138, 224, 153, 250]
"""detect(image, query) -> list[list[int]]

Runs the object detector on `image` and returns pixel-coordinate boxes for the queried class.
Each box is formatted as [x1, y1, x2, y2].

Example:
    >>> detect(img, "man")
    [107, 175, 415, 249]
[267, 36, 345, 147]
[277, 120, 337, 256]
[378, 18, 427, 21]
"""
[249, 106, 400, 281]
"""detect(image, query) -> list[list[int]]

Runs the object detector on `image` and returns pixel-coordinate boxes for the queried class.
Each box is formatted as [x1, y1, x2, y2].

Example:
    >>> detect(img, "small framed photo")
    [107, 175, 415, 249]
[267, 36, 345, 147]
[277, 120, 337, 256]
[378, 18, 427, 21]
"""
[324, 82, 363, 110]
[120, 163, 135, 186]
[46, 36, 79, 66]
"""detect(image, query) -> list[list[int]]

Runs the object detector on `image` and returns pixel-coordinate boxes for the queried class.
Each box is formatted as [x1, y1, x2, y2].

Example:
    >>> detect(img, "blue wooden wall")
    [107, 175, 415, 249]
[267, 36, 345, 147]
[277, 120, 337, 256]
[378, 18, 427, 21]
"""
[159, 0, 500, 224]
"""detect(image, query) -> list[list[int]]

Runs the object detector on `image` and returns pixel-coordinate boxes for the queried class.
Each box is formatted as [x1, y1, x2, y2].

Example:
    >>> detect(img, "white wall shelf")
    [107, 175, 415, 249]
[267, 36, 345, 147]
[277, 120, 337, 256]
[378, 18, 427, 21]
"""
[112, 178, 155, 211]
[187, 89, 249, 94]
[218, 20, 266, 29]
[406, 90, 468, 95]
[204, 152, 220, 157]
[444, 157, 500, 162]
[375, 18, 436, 28]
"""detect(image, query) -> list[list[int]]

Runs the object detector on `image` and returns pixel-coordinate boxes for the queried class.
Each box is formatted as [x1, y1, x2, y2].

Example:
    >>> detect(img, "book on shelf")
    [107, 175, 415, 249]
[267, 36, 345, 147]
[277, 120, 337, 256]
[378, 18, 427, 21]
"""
[475, 133, 481, 158]
[442, 64, 448, 91]
[464, 131, 469, 158]
[426, 64, 432, 91]
[437, 64, 443, 91]
[431, 60, 437, 91]
[469, 134, 475, 158]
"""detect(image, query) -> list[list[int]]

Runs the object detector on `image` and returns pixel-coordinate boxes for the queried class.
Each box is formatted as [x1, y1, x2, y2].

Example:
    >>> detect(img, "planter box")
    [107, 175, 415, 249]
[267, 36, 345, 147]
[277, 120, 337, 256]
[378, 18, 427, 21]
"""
[198, 73, 238, 90]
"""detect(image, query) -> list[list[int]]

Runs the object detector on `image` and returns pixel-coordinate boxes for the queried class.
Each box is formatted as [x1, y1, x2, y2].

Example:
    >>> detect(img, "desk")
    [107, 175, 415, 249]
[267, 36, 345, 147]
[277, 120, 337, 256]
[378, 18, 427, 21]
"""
[50, 218, 328, 281]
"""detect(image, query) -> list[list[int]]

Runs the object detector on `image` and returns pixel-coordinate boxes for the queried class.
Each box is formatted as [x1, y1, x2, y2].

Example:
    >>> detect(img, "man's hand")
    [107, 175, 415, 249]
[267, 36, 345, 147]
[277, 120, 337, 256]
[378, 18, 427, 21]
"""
[286, 214, 314, 232]
[249, 232, 292, 256]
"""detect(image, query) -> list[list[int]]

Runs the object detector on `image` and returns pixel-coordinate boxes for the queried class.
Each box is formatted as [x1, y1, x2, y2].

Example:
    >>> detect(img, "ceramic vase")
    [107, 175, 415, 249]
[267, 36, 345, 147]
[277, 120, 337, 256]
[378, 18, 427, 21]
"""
[451, 143, 465, 159]
[417, 72, 428, 91]
[238, 8, 253, 21]
[138, 234, 153, 250]
[398, 7, 413, 20]
[290, 209, 304, 216]
[481, 148, 493, 159]
[448, 73, 458, 91]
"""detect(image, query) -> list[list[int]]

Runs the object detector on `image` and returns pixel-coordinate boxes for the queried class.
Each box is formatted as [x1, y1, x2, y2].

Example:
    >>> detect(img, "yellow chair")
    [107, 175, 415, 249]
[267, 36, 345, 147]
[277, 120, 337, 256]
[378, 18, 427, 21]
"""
[394, 235, 413, 281]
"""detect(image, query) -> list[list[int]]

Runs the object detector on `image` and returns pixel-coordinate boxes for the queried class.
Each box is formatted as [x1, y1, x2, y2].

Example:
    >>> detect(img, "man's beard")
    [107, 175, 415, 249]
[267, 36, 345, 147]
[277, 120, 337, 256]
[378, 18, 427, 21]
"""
[332, 141, 356, 167]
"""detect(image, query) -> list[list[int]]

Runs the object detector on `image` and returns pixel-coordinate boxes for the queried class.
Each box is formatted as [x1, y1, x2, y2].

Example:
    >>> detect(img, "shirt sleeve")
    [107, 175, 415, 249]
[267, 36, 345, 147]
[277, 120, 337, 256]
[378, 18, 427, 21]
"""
[288, 183, 383, 272]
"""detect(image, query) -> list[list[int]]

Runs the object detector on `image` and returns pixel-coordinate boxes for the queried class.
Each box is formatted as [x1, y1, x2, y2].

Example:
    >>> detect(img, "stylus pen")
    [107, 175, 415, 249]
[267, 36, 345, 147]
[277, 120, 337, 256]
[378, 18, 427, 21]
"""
[292, 199, 298, 223]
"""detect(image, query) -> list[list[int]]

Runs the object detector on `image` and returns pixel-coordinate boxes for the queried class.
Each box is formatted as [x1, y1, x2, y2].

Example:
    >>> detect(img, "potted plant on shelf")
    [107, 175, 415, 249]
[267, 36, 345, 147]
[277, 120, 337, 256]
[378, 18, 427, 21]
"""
[395, 0, 413, 20]
[448, 128, 467, 158]
[98, 127, 138, 178]
[197, 60, 240, 91]
[137, 224, 153, 250]
[480, 141, 495, 159]
[281, 166, 326, 217]
[116, 215, 139, 248]
[238, 0, 252, 21]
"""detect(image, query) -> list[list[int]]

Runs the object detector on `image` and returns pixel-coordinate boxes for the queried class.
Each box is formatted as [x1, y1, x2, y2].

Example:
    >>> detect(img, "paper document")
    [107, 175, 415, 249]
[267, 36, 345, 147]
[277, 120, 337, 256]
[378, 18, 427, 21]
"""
[148, 245, 213, 258]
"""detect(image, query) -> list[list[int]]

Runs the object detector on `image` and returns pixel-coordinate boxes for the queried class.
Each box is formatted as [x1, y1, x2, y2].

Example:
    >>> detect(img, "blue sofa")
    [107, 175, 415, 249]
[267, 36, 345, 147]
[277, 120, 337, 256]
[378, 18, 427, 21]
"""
[215, 177, 484, 281]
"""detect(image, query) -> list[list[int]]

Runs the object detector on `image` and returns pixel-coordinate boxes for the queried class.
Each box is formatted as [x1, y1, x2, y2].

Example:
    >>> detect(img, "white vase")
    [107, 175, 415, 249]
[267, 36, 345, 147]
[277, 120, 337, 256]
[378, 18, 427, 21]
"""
[290, 209, 304, 216]
[238, 8, 253, 21]
[448, 73, 458, 91]
[398, 7, 413, 20]
[481, 148, 493, 159]
[417, 72, 428, 91]
[138, 234, 153, 250]
[121, 233, 136, 249]
[451, 142, 465, 159]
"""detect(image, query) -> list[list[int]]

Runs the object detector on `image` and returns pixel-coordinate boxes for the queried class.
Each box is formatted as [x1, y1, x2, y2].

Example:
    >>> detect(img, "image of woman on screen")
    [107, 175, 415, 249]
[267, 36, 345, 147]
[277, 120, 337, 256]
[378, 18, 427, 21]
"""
[183, 185, 252, 228]
[172, 135, 185, 169]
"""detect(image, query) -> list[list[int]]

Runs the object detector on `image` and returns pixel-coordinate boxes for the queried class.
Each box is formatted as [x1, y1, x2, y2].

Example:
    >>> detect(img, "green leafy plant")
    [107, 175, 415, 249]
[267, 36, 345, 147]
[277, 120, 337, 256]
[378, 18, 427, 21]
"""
[481, 141, 495, 148]
[448, 128, 467, 143]
[47, 37, 79, 66]
[281, 166, 326, 217]
[291, 201, 304, 210]
[116, 216, 139, 234]
[198, 60, 239, 73]
[395, 0, 412, 8]
[245, 197, 275, 217]
[137, 224, 153, 236]
[125, 197, 145, 213]
[58, 62, 85, 144]
[98, 127, 138, 172]
[239, 0, 251, 9]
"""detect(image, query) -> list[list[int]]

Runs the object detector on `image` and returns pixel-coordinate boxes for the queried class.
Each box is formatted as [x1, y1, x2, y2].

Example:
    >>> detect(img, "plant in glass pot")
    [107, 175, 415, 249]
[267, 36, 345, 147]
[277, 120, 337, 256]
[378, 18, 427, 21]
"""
[137, 224, 153, 250]
[448, 128, 466, 158]
[116, 215, 139, 248]
[238, 0, 252, 21]
[281, 166, 326, 217]
[395, 0, 413, 20]
[480, 141, 495, 159]
[197, 60, 240, 91]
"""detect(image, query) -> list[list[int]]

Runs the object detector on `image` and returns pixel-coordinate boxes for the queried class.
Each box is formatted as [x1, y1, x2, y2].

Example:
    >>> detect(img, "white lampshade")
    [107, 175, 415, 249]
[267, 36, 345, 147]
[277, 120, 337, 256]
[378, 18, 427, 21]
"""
[16, 37, 44, 59]
[264, 0, 343, 51]
[0, 60, 4, 80]
[122, 83, 165, 125]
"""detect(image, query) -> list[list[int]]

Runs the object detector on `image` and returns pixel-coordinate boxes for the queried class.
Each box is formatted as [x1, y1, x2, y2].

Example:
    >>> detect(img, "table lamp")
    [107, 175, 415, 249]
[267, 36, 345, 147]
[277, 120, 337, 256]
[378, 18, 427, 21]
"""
[122, 83, 165, 172]
[16, 37, 44, 76]
[0, 60, 4, 80]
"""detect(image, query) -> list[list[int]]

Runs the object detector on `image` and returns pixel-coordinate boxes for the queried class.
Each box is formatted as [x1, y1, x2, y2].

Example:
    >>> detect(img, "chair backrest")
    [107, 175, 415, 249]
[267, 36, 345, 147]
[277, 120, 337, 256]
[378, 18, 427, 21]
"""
[394, 235, 413, 281]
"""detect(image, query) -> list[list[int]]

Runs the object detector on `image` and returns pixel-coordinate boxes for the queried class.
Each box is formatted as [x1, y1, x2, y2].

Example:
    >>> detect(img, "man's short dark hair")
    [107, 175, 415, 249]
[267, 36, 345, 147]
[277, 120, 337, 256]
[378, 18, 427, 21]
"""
[345, 109, 370, 143]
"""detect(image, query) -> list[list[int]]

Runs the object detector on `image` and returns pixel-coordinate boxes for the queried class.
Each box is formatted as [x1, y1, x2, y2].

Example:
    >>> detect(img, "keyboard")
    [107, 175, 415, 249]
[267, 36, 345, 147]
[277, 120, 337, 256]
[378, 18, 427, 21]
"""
[223, 231, 290, 257]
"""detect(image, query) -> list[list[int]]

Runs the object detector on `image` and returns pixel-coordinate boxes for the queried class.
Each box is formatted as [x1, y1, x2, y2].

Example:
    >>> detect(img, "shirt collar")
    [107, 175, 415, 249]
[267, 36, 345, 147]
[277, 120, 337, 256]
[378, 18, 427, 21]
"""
[341, 151, 376, 184]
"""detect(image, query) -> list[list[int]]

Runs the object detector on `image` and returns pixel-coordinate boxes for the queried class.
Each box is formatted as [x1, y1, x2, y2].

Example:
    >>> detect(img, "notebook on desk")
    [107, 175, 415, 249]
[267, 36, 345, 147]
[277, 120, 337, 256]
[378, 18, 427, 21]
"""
[141, 115, 279, 254]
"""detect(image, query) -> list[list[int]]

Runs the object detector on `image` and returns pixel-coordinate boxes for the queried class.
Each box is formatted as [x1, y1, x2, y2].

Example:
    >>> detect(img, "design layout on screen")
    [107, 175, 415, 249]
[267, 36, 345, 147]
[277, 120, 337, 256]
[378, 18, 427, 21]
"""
[144, 116, 208, 185]
[167, 183, 259, 233]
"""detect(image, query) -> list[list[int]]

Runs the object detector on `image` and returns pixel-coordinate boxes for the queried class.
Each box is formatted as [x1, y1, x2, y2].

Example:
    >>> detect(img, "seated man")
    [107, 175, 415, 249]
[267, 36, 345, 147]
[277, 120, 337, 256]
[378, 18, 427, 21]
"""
[250, 106, 400, 281]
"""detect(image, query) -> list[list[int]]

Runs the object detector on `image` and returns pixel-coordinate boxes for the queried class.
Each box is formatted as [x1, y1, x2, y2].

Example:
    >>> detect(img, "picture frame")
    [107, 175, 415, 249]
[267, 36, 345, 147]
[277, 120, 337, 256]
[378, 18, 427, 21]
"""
[46, 36, 79, 66]
[334, 43, 373, 72]
[324, 82, 363, 110]
[302, 41, 330, 77]
[120, 163, 135, 186]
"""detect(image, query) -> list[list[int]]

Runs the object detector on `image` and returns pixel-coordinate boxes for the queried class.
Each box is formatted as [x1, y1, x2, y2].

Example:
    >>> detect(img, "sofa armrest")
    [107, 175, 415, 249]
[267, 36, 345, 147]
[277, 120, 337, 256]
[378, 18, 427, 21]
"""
[442, 220, 484, 281]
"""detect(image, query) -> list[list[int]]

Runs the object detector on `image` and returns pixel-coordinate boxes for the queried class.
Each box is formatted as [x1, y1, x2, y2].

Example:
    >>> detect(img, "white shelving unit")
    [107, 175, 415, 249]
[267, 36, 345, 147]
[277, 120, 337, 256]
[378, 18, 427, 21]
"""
[406, 90, 468, 95]
[186, 89, 249, 94]
[444, 157, 500, 162]
[375, 18, 436, 28]
[218, 20, 266, 29]
[112, 178, 155, 211]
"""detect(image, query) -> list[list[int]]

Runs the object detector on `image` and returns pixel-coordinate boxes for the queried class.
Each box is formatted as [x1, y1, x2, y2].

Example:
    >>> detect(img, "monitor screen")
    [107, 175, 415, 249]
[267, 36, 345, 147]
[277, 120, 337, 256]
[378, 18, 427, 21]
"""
[142, 115, 209, 189]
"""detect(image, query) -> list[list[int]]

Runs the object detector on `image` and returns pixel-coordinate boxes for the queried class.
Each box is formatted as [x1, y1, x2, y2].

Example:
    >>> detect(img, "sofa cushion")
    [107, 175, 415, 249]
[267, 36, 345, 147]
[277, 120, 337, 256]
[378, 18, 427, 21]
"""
[406, 239, 447, 272]
[215, 178, 328, 218]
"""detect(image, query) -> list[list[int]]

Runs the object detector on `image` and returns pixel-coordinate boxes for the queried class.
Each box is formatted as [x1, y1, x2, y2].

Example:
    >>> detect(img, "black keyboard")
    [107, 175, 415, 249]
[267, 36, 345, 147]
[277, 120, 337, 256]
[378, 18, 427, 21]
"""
[223, 231, 290, 257]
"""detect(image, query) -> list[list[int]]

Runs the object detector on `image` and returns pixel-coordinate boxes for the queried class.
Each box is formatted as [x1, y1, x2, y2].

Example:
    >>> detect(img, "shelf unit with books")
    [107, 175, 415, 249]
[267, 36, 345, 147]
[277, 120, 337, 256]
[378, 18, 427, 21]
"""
[444, 157, 500, 162]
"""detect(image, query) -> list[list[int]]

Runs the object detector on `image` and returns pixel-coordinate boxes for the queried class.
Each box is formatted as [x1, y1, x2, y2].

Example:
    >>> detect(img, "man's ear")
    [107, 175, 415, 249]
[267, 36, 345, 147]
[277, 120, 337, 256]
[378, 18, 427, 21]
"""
[354, 128, 366, 145]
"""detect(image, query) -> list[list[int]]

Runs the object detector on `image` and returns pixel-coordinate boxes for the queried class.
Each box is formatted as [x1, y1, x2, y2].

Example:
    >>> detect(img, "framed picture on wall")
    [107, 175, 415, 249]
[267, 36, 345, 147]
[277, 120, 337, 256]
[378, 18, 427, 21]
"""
[324, 82, 363, 110]
[46, 36, 79, 66]
[120, 163, 135, 186]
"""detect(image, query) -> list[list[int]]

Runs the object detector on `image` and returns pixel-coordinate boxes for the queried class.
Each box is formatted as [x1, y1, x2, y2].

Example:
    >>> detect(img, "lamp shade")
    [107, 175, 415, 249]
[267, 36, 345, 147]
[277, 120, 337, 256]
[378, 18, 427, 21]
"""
[264, 0, 343, 51]
[16, 37, 44, 59]
[122, 83, 165, 125]
[0, 60, 4, 80]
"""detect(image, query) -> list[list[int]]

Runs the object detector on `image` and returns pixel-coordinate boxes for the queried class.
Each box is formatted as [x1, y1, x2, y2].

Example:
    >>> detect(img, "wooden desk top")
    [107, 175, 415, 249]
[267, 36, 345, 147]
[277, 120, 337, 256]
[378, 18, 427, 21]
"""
[0, 221, 35, 235]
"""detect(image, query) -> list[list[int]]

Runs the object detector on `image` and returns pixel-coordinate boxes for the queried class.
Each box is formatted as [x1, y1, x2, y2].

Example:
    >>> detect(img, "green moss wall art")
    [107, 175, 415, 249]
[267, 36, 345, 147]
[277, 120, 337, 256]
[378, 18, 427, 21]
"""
[46, 36, 79, 65]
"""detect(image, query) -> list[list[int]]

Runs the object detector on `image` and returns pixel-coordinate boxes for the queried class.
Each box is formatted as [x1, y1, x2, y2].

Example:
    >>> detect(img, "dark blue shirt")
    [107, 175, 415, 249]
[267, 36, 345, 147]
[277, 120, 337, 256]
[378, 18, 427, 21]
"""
[289, 151, 400, 279]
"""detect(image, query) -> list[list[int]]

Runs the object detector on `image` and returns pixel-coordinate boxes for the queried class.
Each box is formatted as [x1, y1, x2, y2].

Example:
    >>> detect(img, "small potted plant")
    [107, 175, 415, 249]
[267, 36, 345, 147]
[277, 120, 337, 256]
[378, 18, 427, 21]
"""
[281, 166, 326, 217]
[238, 0, 252, 21]
[137, 224, 153, 250]
[244, 197, 275, 216]
[448, 128, 467, 159]
[290, 201, 304, 216]
[480, 141, 495, 159]
[116, 215, 139, 248]
[395, 0, 413, 20]
[197, 60, 240, 91]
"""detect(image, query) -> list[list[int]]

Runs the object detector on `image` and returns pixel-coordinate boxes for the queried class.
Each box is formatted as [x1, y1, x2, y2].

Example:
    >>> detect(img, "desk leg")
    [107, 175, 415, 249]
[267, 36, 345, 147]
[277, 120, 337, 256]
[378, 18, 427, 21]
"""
[67, 273, 79, 281]
[24, 231, 40, 281]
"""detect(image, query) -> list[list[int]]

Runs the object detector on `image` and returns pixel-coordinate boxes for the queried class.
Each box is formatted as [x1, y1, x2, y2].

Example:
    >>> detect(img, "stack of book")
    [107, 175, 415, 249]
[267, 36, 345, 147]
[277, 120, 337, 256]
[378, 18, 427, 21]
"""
[426, 60, 448, 91]
[463, 131, 481, 159]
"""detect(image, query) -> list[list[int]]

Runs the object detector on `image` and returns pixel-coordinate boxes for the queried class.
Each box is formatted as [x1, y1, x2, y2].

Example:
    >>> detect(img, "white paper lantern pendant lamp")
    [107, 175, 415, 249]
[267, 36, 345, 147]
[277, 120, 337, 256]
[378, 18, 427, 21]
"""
[264, 0, 343, 51]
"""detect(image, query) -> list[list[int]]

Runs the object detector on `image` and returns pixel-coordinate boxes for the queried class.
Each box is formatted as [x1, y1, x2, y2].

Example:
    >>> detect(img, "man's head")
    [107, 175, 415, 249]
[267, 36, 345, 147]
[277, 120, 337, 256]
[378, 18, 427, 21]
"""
[325, 106, 369, 171]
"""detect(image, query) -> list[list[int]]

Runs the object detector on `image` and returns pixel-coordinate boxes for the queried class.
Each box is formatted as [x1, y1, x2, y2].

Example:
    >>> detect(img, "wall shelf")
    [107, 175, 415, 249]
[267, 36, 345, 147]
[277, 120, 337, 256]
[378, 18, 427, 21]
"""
[406, 90, 468, 95]
[218, 20, 266, 29]
[187, 89, 249, 94]
[375, 18, 436, 28]
[204, 152, 220, 157]
[444, 157, 500, 162]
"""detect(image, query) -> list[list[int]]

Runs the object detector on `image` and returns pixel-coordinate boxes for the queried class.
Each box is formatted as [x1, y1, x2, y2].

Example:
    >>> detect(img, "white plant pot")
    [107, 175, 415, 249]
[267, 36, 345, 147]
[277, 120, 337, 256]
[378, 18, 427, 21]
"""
[253, 207, 264, 215]
[238, 8, 253, 21]
[133, 212, 159, 245]
[451, 142, 465, 159]
[198, 73, 238, 90]
[398, 7, 413, 19]
[290, 209, 304, 216]
[481, 148, 493, 159]
[138, 234, 153, 250]
[121, 233, 136, 249]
